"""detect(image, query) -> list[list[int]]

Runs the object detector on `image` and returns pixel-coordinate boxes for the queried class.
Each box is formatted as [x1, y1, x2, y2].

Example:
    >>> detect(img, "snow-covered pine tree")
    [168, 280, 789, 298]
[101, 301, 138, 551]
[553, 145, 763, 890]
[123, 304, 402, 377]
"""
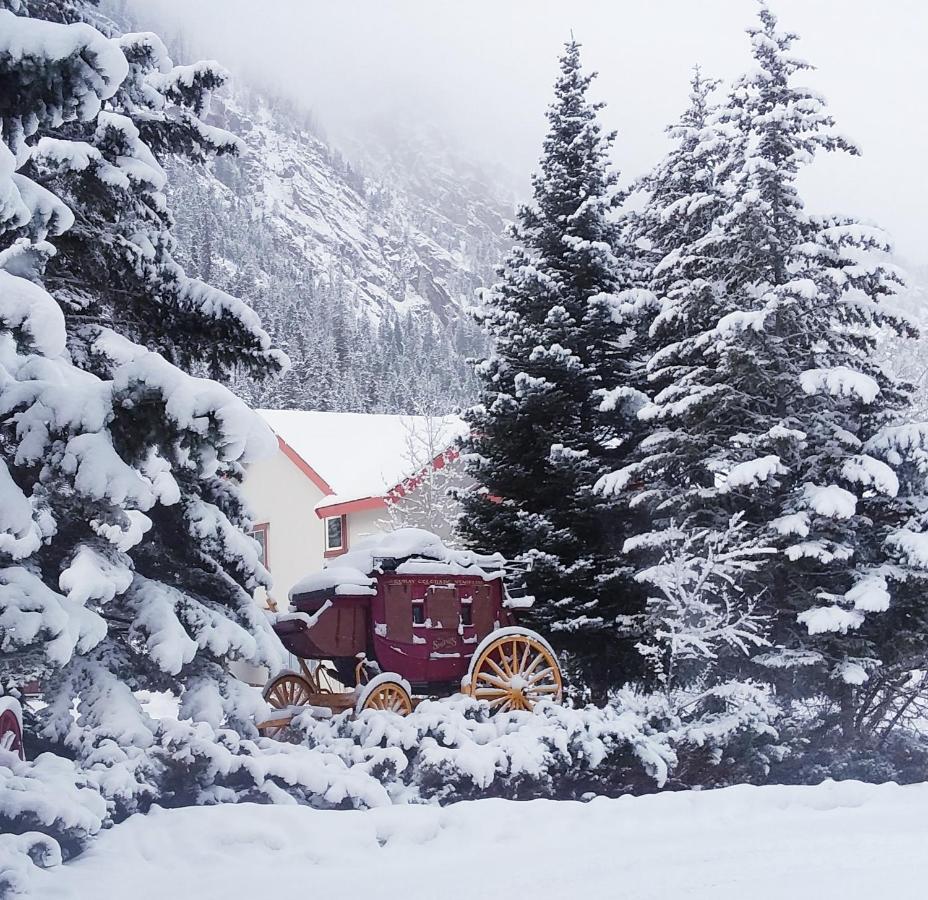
[0, 2, 287, 768]
[599, 2, 928, 738]
[594, 68, 738, 684]
[459, 41, 647, 693]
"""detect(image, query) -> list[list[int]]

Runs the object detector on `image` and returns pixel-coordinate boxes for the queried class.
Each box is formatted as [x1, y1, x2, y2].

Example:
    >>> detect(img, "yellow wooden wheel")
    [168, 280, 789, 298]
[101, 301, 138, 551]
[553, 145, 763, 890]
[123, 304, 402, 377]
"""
[261, 672, 313, 737]
[357, 677, 413, 715]
[469, 631, 562, 712]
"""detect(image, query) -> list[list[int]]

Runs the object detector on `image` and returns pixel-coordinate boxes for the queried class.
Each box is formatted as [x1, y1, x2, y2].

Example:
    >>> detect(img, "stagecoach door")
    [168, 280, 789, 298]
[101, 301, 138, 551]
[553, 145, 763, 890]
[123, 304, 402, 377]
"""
[425, 584, 458, 630]
[383, 582, 414, 643]
[470, 582, 496, 638]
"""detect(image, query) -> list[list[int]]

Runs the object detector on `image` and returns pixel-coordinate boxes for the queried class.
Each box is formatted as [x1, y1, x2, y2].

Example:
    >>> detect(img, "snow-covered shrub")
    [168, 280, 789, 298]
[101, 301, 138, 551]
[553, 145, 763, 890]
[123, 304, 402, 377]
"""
[294, 695, 676, 803]
[38, 715, 394, 821]
[769, 713, 928, 787]
[0, 749, 105, 897]
[669, 681, 785, 787]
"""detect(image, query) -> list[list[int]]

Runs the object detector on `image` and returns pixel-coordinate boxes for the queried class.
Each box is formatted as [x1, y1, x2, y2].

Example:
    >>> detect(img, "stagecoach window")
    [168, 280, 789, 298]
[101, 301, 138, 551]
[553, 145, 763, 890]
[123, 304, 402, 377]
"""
[412, 603, 425, 625]
[324, 516, 344, 551]
[461, 603, 473, 626]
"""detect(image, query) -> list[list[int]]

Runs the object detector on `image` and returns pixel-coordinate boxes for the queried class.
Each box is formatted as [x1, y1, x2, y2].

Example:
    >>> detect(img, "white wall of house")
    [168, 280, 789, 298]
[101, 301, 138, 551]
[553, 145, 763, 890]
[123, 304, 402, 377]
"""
[346, 506, 384, 549]
[241, 453, 326, 610]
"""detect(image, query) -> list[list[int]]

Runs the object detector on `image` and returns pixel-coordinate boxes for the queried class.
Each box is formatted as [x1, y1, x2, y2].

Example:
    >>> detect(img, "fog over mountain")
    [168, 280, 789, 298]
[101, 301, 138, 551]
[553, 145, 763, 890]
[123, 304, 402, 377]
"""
[127, 0, 928, 265]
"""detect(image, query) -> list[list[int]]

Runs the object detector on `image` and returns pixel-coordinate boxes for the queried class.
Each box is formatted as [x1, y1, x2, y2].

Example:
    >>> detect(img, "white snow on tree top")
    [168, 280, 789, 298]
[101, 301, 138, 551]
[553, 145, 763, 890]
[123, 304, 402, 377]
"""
[289, 528, 505, 600]
[257, 409, 468, 506]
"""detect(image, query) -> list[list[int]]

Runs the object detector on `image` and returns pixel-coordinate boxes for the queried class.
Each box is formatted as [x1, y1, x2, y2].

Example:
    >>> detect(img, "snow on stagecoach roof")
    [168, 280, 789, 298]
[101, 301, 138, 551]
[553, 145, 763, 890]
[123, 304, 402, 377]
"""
[289, 527, 505, 601]
[256, 409, 468, 512]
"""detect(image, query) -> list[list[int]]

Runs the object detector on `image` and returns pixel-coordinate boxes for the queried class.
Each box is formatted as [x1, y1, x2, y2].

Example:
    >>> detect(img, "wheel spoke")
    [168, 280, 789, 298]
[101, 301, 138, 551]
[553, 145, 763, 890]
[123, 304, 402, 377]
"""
[522, 652, 546, 678]
[528, 666, 554, 685]
[497, 649, 514, 677]
[485, 656, 508, 679]
[476, 672, 510, 689]
[474, 687, 508, 699]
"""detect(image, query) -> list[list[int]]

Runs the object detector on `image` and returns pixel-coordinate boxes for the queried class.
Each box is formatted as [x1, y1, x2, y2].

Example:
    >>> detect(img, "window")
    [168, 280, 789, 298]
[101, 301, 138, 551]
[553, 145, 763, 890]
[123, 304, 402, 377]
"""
[324, 515, 345, 552]
[412, 603, 425, 626]
[251, 523, 269, 569]
[460, 602, 472, 627]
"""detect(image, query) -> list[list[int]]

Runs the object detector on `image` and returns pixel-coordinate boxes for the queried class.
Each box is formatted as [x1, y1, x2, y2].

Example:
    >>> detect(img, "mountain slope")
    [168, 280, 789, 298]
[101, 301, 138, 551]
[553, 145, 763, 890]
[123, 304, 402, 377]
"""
[166, 86, 512, 414]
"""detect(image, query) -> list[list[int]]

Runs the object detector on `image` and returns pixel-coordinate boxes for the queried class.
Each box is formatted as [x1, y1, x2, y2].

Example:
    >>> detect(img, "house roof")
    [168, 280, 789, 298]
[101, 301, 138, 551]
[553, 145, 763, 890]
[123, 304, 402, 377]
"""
[256, 409, 468, 516]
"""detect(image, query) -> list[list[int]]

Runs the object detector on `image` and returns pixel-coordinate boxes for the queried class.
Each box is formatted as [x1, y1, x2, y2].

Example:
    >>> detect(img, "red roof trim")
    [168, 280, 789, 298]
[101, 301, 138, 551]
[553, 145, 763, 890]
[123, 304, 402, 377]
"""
[386, 447, 460, 502]
[315, 495, 385, 518]
[276, 435, 335, 495]
[314, 446, 463, 518]
[279, 433, 466, 519]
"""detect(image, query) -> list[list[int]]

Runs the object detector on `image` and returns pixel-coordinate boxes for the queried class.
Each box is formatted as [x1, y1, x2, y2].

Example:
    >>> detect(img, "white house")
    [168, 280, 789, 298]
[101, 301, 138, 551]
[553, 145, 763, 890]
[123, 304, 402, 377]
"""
[241, 409, 468, 611]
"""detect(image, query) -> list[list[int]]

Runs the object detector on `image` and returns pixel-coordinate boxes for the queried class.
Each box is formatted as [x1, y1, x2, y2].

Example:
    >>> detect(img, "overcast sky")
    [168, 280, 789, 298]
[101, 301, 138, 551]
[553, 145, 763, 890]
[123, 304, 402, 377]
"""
[129, 0, 928, 265]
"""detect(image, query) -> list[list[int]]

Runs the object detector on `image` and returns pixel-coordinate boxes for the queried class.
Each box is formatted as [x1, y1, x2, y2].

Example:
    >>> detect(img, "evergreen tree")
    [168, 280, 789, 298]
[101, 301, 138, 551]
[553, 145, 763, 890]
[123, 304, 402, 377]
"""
[460, 41, 645, 693]
[0, 2, 286, 763]
[599, 3, 928, 737]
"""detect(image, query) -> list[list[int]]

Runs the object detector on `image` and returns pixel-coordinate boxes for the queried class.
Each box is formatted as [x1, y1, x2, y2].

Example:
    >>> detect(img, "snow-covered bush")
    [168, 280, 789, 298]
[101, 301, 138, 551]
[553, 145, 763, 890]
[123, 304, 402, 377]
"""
[293, 695, 676, 802]
[669, 681, 785, 787]
[0, 749, 105, 897]
[769, 714, 928, 787]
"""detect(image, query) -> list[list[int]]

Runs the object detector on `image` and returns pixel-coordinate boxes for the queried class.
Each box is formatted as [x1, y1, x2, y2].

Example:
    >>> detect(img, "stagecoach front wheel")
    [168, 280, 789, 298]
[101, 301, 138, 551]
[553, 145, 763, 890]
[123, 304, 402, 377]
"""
[468, 629, 563, 712]
[356, 675, 413, 716]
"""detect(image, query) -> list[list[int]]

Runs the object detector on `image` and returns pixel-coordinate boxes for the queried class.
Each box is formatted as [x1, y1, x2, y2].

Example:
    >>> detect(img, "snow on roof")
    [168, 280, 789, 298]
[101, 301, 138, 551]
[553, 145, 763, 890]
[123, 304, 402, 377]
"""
[257, 409, 468, 506]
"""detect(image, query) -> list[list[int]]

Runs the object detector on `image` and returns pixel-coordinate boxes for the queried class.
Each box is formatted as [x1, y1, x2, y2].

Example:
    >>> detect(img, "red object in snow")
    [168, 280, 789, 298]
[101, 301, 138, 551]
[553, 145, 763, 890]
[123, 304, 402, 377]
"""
[258, 531, 562, 735]
[0, 697, 25, 761]
[284, 572, 515, 691]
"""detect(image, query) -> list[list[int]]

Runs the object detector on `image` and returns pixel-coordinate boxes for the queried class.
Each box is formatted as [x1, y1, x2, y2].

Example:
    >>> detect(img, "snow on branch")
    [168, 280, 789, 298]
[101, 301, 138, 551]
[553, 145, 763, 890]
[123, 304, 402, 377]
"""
[886, 530, 928, 571]
[0, 566, 106, 667]
[0, 10, 128, 149]
[840, 455, 899, 497]
[0, 270, 66, 356]
[634, 514, 773, 692]
[799, 367, 880, 404]
[797, 605, 864, 636]
[720, 455, 787, 492]
[802, 483, 857, 519]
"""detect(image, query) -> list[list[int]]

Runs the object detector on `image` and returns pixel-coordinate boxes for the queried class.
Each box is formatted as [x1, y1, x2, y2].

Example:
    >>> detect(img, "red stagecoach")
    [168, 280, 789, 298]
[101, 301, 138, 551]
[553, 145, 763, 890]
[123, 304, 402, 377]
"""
[259, 529, 562, 735]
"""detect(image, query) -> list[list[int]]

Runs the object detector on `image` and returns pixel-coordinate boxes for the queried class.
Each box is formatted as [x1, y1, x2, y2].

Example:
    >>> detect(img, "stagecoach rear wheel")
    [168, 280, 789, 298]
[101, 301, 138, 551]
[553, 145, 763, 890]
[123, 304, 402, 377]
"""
[467, 629, 562, 712]
[356, 675, 413, 716]
[261, 672, 314, 737]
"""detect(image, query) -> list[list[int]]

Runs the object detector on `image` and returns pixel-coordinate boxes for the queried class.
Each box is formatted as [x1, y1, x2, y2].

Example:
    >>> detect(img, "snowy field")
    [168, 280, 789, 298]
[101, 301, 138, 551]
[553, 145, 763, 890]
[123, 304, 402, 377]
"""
[32, 780, 928, 900]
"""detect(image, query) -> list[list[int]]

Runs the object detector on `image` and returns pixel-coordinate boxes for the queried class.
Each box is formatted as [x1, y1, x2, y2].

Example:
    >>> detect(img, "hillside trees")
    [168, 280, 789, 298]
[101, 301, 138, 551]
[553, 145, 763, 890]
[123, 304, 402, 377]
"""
[160, 83, 497, 417]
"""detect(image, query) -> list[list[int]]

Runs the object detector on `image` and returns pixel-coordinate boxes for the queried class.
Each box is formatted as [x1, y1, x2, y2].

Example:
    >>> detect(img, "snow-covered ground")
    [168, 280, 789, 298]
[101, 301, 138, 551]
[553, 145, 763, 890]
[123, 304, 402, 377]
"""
[32, 780, 928, 899]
